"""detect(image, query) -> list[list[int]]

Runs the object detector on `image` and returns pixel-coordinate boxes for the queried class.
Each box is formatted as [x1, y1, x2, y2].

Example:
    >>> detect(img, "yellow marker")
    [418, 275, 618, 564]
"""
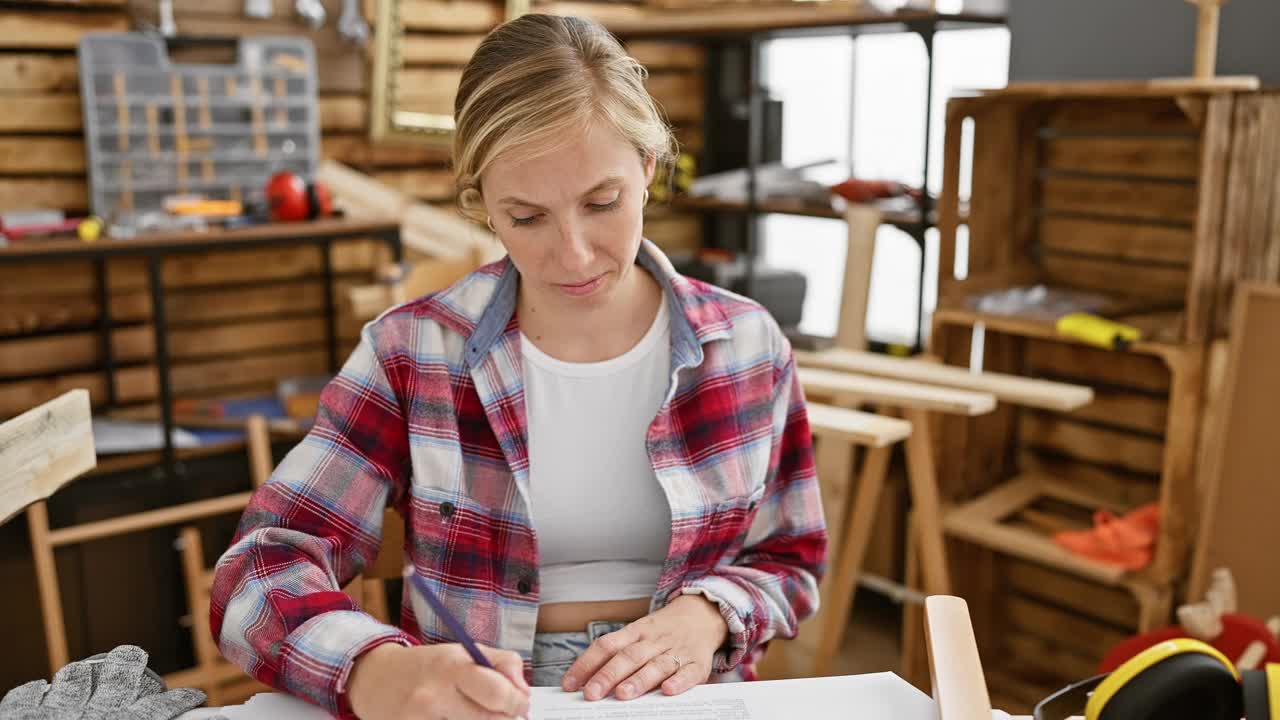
[78, 216, 103, 243]
[1056, 312, 1142, 351]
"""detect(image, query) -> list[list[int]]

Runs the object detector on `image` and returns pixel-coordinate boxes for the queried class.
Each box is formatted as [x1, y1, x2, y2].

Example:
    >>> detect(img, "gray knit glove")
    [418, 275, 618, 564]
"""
[0, 645, 206, 720]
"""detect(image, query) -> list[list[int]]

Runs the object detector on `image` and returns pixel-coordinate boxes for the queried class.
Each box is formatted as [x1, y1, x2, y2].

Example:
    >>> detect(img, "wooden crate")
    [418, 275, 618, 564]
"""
[937, 86, 1280, 343]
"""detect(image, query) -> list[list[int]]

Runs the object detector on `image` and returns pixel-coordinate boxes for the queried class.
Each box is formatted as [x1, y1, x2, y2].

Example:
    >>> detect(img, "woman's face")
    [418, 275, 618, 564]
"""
[480, 119, 656, 310]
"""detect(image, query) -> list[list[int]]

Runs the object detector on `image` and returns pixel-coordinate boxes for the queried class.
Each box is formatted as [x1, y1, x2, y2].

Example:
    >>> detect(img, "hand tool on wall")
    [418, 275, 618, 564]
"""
[338, 0, 370, 45]
[294, 0, 326, 29]
[244, 0, 273, 18]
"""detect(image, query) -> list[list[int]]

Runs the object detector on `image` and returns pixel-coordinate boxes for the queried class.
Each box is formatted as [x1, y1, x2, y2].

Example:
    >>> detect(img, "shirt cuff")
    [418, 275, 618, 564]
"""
[677, 577, 758, 674]
[278, 609, 418, 719]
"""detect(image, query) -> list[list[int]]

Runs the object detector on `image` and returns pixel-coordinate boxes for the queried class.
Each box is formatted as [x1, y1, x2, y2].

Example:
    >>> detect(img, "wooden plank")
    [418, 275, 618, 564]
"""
[322, 133, 451, 169]
[170, 348, 329, 395]
[168, 317, 328, 360]
[0, 53, 80, 93]
[1024, 338, 1171, 393]
[0, 325, 153, 378]
[1039, 216, 1195, 265]
[1020, 411, 1165, 475]
[798, 367, 996, 416]
[1005, 594, 1129, 661]
[320, 95, 368, 132]
[1019, 451, 1161, 509]
[833, 205, 878, 351]
[384, 0, 502, 32]
[371, 168, 456, 202]
[0, 10, 128, 50]
[163, 279, 343, 324]
[0, 94, 82, 132]
[1003, 631, 1103, 689]
[0, 364, 156, 418]
[1040, 252, 1189, 302]
[0, 136, 85, 174]
[795, 347, 1093, 412]
[104, 242, 381, 291]
[672, 123, 703, 155]
[395, 68, 463, 115]
[0, 177, 88, 212]
[401, 33, 484, 66]
[1212, 96, 1261, 337]
[1044, 98, 1212, 136]
[1003, 558, 1139, 631]
[626, 40, 704, 71]
[1042, 136, 1201, 179]
[1063, 385, 1168, 436]
[1264, 96, 1280, 288]
[647, 71, 703, 122]
[805, 402, 911, 448]
[1039, 175, 1199, 224]
[1188, 285, 1280, 617]
[967, 100, 1019, 278]
[0, 389, 94, 524]
[643, 211, 701, 254]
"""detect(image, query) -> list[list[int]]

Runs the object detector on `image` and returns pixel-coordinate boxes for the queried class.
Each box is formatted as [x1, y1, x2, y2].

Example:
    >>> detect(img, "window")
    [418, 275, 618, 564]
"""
[760, 26, 1009, 345]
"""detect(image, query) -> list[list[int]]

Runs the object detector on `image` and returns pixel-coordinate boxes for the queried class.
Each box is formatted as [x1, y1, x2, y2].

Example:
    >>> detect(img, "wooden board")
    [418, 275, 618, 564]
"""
[1038, 216, 1195, 266]
[805, 401, 911, 448]
[1039, 175, 1199, 224]
[319, 95, 368, 132]
[384, 0, 502, 32]
[395, 68, 463, 115]
[1041, 136, 1200, 179]
[794, 347, 1093, 412]
[646, 71, 704, 122]
[0, 10, 128, 49]
[1185, 95, 1235, 342]
[1005, 594, 1129, 662]
[1061, 385, 1168, 436]
[0, 177, 88, 212]
[401, 33, 485, 66]
[798, 367, 996, 416]
[966, 102, 1019, 280]
[1023, 339, 1171, 394]
[1040, 252, 1189, 302]
[0, 137, 86, 174]
[0, 94, 82, 132]
[1020, 411, 1165, 475]
[625, 41, 704, 71]
[371, 168, 456, 202]
[1003, 558, 1139, 631]
[322, 134, 451, 169]
[1188, 284, 1280, 618]
[1019, 451, 1161, 509]
[0, 389, 94, 524]
[0, 53, 80, 93]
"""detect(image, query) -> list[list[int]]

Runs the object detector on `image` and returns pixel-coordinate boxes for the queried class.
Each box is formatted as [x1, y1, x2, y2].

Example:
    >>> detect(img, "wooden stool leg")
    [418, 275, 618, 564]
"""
[813, 443, 893, 676]
[1131, 581, 1174, 632]
[902, 407, 952, 596]
[900, 512, 929, 691]
[27, 501, 69, 676]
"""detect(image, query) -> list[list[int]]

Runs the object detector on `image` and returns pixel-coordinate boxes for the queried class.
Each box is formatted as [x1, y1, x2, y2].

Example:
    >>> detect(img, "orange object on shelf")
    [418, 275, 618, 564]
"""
[1053, 503, 1161, 571]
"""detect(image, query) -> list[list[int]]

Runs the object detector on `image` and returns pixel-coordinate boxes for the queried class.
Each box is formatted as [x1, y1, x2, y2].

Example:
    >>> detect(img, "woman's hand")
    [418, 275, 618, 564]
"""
[347, 642, 531, 720]
[561, 595, 730, 701]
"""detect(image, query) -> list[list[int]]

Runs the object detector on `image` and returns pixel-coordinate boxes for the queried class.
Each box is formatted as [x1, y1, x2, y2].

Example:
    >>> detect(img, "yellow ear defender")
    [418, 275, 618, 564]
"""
[1033, 638, 1278, 720]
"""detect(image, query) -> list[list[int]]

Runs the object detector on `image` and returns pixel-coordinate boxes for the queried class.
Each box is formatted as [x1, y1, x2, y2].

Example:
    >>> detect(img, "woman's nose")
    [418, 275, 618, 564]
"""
[554, 220, 593, 272]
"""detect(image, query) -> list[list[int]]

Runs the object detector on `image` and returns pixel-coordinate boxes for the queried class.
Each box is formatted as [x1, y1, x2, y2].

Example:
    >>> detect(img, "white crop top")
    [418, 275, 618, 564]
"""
[521, 293, 673, 604]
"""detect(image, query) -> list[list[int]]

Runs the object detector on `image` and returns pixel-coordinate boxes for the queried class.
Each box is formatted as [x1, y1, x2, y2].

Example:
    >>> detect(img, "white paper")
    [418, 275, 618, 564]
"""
[183, 674, 1020, 720]
[91, 418, 201, 454]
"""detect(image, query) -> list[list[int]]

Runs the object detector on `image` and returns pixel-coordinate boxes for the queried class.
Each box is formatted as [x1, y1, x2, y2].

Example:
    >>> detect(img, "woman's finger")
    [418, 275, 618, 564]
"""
[478, 645, 531, 692]
[561, 627, 638, 693]
[455, 665, 531, 718]
[580, 639, 664, 701]
[614, 650, 682, 700]
[659, 655, 709, 696]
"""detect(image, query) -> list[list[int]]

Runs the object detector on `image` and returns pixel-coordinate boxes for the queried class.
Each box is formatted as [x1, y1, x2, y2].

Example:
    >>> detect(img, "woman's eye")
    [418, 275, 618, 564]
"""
[588, 198, 620, 212]
[511, 214, 541, 226]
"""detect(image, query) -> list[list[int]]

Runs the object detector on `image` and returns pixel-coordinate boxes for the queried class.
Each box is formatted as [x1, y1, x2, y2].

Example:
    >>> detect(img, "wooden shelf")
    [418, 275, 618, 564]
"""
[942, 474, 1134, 586]
[670, 195, 932, 228]
[604, 5, 1005, 39]
[931, 307, 1187, 362]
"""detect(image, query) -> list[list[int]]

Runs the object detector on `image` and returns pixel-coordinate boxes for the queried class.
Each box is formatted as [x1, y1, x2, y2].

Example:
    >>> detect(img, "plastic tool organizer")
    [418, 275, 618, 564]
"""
[77, 33, 320, 219]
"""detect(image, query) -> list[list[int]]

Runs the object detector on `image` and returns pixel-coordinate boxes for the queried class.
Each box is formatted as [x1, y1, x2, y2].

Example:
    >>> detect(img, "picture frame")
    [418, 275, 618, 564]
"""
[368, 0, 530, 145]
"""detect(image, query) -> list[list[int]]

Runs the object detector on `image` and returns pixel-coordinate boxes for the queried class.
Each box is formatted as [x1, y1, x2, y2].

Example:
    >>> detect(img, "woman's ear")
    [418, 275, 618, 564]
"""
[643, 153, 657, 186]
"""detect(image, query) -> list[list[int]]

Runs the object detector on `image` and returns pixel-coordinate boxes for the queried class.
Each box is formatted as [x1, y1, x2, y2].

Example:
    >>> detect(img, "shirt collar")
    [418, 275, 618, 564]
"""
[464, 239, 730, 370]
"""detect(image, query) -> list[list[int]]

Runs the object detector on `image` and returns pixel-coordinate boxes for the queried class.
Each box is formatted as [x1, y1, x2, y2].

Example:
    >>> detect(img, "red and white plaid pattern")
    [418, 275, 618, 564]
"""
[210, 241, 826, 718]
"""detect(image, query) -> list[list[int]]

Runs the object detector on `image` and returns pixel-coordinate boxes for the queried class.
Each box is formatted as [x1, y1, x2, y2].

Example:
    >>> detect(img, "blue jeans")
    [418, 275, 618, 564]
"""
[530, 620, 628, 687]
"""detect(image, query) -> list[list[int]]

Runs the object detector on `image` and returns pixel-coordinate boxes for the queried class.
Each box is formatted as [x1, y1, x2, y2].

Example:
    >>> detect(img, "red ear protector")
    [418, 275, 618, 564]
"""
[265, 171, 333, 222]
[1034, 639, 1279, 720]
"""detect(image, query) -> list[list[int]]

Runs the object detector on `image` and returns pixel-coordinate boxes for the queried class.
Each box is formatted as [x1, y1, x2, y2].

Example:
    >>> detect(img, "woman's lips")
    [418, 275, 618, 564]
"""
[557, 274, 605, 296]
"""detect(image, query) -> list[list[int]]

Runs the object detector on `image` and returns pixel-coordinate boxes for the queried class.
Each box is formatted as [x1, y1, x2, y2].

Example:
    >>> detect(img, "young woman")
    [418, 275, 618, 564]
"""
[210, 14, 826, 720]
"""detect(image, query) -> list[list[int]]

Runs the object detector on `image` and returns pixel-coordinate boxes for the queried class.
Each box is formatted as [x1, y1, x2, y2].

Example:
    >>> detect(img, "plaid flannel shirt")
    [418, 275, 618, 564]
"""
[209, 240, 826, 718]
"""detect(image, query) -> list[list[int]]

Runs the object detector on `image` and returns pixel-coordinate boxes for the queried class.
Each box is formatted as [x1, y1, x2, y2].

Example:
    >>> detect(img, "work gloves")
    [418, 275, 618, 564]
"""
[0, 645, 206, 719]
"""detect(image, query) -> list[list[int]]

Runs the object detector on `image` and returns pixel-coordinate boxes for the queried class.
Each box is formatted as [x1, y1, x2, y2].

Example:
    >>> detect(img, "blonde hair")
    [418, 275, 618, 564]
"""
[451, 14, 677, 222]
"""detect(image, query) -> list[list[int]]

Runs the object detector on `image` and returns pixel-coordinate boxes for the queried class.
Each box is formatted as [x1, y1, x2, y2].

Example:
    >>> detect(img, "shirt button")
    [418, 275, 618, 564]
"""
[517, 578, 532, 594]
[749, 500, 758, 511]
[439, 502, 455, 519]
